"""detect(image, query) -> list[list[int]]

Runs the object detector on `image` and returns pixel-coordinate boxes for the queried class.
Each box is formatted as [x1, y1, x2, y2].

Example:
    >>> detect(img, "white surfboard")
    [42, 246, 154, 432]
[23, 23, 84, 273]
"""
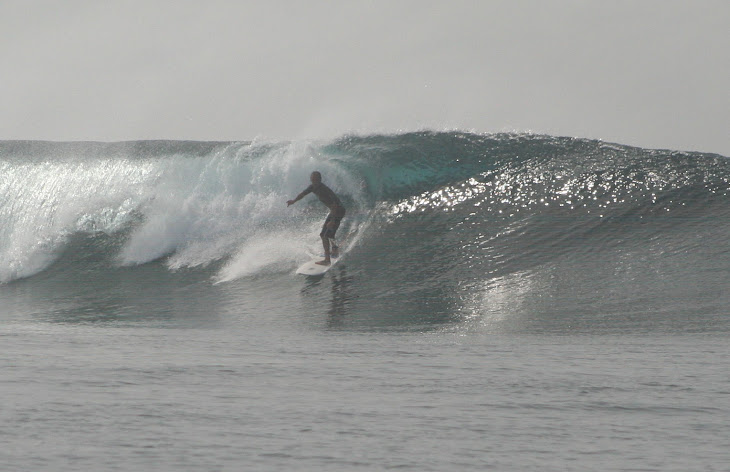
[296, 258, 338, 276]
[295, 224, 361, 276]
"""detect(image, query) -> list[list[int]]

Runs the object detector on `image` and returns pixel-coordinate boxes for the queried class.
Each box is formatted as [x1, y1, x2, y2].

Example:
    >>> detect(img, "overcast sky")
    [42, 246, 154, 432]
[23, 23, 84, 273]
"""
[2, 0, 729, 154]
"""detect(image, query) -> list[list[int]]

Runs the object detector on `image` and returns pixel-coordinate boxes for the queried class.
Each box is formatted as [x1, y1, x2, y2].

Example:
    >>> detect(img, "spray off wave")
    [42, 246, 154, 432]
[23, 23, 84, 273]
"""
[0, 139, 367, 283]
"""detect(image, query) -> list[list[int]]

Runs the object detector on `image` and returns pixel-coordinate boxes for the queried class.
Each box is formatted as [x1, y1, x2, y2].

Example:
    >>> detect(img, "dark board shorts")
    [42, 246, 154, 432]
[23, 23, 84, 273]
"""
[320, 212, 344, 239]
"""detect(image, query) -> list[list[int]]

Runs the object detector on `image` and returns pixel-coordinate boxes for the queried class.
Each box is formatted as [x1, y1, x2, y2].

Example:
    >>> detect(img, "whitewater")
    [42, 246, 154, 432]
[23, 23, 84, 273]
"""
[2, 131, 729, 471]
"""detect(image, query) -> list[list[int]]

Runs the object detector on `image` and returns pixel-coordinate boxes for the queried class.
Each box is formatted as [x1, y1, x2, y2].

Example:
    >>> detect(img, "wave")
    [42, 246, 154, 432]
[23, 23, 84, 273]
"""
[1, 132, 729, 292]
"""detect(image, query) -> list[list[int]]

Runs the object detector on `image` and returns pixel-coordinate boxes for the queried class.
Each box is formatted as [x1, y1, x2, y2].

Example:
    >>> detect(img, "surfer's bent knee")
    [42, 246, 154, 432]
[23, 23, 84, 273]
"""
[320, 213, 344, 239]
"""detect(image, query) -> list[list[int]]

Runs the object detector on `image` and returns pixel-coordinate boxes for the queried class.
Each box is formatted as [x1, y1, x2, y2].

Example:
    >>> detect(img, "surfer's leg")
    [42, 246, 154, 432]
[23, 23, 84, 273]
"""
[318, 216, 333, 265]
[324, 216, 342, 259]
[318, 234, 331, 265]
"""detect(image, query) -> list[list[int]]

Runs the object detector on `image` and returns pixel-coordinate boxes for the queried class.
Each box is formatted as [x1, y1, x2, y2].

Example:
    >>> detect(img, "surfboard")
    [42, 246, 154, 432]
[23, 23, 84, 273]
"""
[296, 229, 356, 277]
[296, 259, 335, 276]
[296, 256, 338, 276]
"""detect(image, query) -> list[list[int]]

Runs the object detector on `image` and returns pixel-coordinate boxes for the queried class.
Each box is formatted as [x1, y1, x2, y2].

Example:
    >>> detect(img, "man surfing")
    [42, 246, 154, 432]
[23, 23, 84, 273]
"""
[287, 171, 346, 266]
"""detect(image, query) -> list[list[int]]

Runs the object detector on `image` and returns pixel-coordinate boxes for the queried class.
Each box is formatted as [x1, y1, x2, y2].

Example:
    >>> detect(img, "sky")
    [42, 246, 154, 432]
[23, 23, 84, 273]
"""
[2, 0, 729, 155]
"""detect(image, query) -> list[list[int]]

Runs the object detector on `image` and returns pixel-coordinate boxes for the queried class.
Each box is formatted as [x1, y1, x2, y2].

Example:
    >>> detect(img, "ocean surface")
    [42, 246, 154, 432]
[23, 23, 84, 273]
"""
[1, 131, 729, 471]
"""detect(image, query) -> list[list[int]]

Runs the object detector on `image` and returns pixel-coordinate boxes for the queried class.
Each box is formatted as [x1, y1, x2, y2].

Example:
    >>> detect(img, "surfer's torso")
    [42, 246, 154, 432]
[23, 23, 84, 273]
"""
[302, 183, 345, 216]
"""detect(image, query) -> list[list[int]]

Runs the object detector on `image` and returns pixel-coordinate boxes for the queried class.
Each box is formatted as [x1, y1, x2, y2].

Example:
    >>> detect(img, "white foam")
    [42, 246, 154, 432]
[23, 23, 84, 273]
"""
[0, 158, 156, 282]
[117, 141, 368, 271]
[0, 139, 370, 283]
[214, 225, 319, 282]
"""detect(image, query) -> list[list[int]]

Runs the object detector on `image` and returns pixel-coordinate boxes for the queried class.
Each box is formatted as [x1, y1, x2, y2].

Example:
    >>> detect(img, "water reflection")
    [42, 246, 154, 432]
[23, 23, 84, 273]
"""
[326, 266, 354, 328]
[299, 265, 354, 328]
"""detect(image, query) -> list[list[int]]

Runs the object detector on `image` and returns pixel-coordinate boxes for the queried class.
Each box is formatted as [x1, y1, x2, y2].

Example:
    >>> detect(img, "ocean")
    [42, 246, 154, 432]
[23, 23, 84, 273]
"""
[1, 131, 729, 470]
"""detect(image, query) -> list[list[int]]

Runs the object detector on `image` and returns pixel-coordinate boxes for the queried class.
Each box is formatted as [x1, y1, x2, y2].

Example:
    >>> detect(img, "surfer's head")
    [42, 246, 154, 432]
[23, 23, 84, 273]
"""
[310, 171, 322, 184]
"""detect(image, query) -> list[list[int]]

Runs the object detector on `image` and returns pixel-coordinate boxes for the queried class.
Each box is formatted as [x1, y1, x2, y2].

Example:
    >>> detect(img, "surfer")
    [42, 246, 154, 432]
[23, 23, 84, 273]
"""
[287, 171, 346, 266]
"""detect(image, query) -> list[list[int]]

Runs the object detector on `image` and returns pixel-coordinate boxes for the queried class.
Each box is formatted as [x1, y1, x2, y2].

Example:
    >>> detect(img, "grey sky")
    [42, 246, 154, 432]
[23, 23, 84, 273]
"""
[3, 0, 729, 154]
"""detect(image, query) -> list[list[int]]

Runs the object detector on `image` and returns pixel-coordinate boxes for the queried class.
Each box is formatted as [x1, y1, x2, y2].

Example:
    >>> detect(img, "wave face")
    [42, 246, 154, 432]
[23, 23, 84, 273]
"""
[2, 133, 729, 332]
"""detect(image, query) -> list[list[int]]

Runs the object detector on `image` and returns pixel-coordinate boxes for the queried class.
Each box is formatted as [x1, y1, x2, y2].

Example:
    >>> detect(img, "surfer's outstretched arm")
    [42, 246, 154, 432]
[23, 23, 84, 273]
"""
[287, 186, 313, 206]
